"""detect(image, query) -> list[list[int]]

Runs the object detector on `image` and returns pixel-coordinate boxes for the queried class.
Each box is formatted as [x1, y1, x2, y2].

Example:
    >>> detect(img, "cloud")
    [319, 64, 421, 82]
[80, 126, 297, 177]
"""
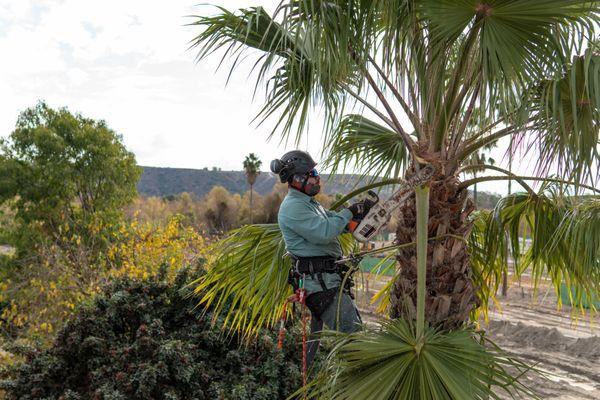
[0, 0, 515, 195]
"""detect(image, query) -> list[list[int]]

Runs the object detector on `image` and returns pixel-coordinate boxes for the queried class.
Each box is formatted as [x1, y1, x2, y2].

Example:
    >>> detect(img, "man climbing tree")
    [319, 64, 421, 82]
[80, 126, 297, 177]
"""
[270, 150, 370, 365]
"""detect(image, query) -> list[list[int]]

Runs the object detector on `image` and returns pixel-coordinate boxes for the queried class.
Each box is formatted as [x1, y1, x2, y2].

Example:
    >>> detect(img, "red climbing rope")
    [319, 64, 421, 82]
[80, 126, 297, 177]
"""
[276, 286, 309, 392]
[302, 304, 310, 388]
[276, 298, 291, 351]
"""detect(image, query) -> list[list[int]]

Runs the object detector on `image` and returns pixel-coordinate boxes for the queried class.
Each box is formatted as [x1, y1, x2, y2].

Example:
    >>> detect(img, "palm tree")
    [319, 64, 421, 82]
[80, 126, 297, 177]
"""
[190, 2, 599, 398]
[243, 153, 262, 224]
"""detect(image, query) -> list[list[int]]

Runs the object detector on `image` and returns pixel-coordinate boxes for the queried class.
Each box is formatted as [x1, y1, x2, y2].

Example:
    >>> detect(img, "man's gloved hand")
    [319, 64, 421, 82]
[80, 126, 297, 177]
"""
[348, 199, 375, 219]
[346, 191, 379, 233]
[347, 200, 374, 233]
[347, 200, 367, 220]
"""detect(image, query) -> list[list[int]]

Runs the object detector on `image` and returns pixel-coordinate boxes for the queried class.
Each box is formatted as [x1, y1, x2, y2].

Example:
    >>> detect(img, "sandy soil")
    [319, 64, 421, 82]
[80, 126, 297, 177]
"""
[486, 285, 600, 400]
[354, 273, 600, 400]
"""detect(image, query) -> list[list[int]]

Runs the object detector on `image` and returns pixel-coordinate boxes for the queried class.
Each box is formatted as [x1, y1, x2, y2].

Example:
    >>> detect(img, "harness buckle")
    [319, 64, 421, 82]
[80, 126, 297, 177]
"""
[308, 261, 315, 279]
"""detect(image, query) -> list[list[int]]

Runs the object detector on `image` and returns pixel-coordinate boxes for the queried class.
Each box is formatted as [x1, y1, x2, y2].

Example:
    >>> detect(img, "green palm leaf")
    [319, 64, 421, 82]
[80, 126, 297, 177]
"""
[527, 52, 600, 183]
[190, 6, 296, 58]
[468, 210, 506, 321]
[421, 0, 596, 85]
[472, 187, 600, 310]
[190, 5, 357, 144]
[304, 319, 537, 400]
[324, 114, 410, 183]
[192, 224, 356, 338]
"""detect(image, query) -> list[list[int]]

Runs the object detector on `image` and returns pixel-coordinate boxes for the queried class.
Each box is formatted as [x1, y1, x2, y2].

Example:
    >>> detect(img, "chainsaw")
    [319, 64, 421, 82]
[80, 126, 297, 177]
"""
[352, 165, 435, 243]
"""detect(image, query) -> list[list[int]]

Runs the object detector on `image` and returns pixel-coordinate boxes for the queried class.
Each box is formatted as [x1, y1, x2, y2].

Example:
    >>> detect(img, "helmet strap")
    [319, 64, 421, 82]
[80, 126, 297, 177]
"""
[289, 175, 308, 192]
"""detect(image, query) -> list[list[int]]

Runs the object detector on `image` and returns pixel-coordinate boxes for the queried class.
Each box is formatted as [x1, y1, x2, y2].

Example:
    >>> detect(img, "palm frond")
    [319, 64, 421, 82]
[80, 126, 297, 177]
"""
[526, 51, 600, 184]
[419, 0, 599, 152]
[468, 210, 505, 322]
[190, 6, 295, 59]
[323, 114, 409, 183]
[552, 196, 600, 308]
[422, 0, 597, 85]
[473, 186, 600, 310]
[190, 4, 360, 145]
[191, 224, 356, 339]
[304, 319, 537, 400]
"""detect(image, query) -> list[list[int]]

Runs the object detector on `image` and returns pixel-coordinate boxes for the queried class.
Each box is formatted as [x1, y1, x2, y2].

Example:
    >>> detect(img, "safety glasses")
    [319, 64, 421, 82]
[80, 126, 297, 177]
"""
[308, 168, 319, 177]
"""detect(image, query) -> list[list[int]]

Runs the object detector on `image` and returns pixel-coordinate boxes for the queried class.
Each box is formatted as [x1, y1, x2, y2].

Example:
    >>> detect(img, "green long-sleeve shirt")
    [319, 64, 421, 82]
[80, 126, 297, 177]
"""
[278, 189, 353, 294]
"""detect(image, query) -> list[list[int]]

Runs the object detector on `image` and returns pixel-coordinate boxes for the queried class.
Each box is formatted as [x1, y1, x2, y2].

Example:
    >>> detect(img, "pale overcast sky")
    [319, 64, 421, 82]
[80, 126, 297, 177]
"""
[1, 0, 543, 195]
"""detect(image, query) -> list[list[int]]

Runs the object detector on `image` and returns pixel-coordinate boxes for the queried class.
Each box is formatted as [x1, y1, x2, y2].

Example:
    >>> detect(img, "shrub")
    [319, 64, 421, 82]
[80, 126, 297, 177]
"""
[1, 268, 313, 399]
[0, 216, 205, 342]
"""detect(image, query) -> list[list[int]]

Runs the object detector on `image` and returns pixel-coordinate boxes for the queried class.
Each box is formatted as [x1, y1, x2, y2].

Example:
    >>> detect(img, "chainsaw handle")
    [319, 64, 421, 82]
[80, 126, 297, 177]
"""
[365, 190, 379, 207]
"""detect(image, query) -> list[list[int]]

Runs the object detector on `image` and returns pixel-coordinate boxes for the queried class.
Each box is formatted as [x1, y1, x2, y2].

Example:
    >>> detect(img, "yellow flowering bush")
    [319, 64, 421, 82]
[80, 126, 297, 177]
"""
[107, 215, 206, 281]
[0, 216, 206, 345]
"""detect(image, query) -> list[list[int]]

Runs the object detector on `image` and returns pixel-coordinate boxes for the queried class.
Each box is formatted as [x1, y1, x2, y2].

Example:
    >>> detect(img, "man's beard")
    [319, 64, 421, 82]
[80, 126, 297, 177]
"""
[305, 183, 320, 196]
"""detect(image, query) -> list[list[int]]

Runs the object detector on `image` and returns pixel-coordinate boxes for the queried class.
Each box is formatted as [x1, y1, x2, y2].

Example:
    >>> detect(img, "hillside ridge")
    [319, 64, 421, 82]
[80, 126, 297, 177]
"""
[137, 166, 501, 209]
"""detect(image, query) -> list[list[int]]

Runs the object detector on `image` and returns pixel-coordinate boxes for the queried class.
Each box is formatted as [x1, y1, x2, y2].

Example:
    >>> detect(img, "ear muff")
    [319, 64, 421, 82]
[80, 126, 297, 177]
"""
[270, 159, 295, 183]
[270, 159, 284, 174]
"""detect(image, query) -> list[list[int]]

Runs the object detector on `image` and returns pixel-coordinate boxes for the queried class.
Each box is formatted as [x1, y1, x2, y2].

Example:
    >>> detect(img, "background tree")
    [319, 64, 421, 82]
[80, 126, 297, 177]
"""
[0, 102, 141, 259]
[202, 186, 241, 234]
[243, 153, 262, 224]
[191, 2, 599, 398]
[466, 148, 496, 208]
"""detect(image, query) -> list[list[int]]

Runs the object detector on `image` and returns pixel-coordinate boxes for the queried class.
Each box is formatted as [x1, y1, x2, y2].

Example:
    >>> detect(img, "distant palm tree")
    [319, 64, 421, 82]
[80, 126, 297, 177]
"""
[466, 148, 496, 208]
[243, 153, 262, 224]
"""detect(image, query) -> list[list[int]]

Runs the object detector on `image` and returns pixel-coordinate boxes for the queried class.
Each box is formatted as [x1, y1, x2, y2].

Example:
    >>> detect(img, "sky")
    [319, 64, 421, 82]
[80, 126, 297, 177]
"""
[0, 0, 541, 195]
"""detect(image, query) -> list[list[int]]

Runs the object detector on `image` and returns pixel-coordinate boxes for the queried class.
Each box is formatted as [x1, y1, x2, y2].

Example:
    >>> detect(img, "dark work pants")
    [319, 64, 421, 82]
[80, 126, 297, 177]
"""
[306, 290, 362, 367]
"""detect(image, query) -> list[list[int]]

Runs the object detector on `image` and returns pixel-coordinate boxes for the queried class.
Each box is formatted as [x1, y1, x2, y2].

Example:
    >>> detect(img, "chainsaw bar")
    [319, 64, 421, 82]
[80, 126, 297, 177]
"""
[352, 165, 435, 243]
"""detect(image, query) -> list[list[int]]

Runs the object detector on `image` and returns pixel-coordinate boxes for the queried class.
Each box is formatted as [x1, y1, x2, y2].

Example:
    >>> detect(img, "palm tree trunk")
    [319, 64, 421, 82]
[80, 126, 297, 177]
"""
[391, 172, 480, 329]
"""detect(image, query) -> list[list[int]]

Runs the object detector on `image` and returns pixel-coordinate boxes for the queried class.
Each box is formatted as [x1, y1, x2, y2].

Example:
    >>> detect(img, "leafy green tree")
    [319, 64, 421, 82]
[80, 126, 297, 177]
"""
[243, 153, 262, 224]
[0, 203, 15, 246]
[0, 102, 141, 258]
[191, 2, 599, 398]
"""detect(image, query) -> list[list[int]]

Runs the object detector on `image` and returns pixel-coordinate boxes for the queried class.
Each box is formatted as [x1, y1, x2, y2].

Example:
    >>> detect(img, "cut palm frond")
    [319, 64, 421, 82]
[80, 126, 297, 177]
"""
[304, 319, 538, 400]
[191, 224, 356, 339]
[324, 114, 409, 183]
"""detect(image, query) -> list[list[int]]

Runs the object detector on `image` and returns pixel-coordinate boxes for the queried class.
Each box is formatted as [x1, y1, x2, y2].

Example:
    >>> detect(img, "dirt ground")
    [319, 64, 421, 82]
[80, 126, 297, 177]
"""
[354, 273, 600, 400]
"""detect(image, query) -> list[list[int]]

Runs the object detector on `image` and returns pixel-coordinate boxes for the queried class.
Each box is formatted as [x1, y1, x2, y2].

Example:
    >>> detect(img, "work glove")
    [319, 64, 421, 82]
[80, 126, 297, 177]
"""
[362, 196, 377, 215]
[348, 198, 376, 218]
[347, 200, 369, 233]
[347, 200, 367, 220]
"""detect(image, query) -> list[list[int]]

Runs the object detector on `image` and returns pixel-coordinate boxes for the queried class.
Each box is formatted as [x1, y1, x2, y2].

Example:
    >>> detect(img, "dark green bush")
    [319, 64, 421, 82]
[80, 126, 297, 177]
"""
[1, 268, 313, 399]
